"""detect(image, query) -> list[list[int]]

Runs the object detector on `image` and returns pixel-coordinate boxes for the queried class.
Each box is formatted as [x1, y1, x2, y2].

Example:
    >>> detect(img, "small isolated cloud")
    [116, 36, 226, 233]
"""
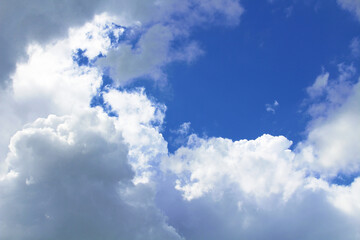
[265, 100, 279, 113]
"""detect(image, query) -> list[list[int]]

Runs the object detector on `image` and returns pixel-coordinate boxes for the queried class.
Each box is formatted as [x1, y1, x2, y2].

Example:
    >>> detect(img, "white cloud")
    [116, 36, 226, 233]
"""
[162, 134, 304, 202]
[0, 16, 112, 163]
[103, 88, 168, 184]
[0, 0, 244, 87]
[158, 63, 360, 237]
[306, 64, 356, 118]
[297, 65, 360, 177]
[158, 137, 360, 239]
[176, 122, 192, 135]
[328, 177, 360, 216]
[97, 24, 177, 86]
[337, 0, 360, 21]
[0, 14, 181, 238]
[306, 72, 329, 99]
[265, 100, 279, 113]
[1, 1, 360, 239]
[297, 81, 360, 176]
[0, 109, 182, 240]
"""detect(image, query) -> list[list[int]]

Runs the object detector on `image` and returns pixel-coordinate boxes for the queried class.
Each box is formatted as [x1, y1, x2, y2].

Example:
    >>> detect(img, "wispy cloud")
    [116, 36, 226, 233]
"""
[265, 100, 279, 113]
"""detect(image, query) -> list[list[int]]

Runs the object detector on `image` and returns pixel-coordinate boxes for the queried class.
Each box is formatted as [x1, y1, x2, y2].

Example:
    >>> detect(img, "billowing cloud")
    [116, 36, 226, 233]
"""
[0, 13, 178, 238]
[159, 133, 360, 239]
[158, 63, 360, 239]
[0, 108, 182, 240]
[0, 0, 243, 86]
[162, 134, 303, 201]
[297, 65, 360, 176]
[0, 1, 245, 237]
[103, 88, 168, 183]
[1, 0, 360, 239]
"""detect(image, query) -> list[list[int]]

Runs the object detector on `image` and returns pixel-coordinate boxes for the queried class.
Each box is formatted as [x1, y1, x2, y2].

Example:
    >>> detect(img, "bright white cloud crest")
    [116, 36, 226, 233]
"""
[0, 0, 360, 239]
[163, 134, 303, 202]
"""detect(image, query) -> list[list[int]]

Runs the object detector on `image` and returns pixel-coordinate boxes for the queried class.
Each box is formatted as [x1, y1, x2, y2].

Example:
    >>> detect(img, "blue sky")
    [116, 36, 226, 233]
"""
[155, 0, 360, 146]
[111, 0, 360, 153]
[1, 0, 360, 239]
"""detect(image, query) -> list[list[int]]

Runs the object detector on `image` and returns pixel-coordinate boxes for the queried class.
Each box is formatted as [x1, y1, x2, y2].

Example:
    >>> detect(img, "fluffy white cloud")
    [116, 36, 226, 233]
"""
[0, 15, 110, 163]
[163, 134, 304, 202]
[329, 177, 360, 216]
[159, 65, 360, 237]
[104, 88, 168, 183]
[0, 13, 181, 238]
[297, 66, 360, 176]
[156, 177, 360, 239]
[1, 1, 360, 239]
[0, 109, 182, 240]
[158, 135, 360, 239]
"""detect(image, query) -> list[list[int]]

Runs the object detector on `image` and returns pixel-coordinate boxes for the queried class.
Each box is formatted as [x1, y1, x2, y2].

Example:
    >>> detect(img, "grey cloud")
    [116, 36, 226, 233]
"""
[98, 24, 175, 86]
[156, 175, 360, 240]
[0, 0, 243, 87]
[0, 109, 182, 240]
[0, 0, 103, 87]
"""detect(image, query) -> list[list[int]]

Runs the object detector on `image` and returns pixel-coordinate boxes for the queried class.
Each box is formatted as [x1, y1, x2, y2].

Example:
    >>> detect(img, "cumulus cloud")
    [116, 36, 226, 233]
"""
[0, 0, 243, 87]
[305, 64, 356, 118]
[0, 13, 178, 238]
[0, 1, 245, 237]
[1, 0, 360, 239]
[162, 134, 304, 201]
[103, 88, 168, 184]
[156, 177, 360, 239]
[297, 65, 360, 176]
[0, 109, 182, 240]
[158, 63, 360, 239]
[297, 81, 360, 176]
[0, 15, 109, 163]
[159, 134, 360, 239]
